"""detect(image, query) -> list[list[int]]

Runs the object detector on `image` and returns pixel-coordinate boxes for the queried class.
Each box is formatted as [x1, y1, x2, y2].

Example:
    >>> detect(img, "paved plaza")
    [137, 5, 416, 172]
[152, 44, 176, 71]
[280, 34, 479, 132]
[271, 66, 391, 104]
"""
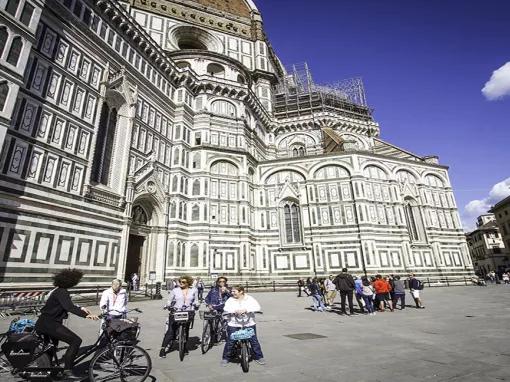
[2, 285, 510, 381]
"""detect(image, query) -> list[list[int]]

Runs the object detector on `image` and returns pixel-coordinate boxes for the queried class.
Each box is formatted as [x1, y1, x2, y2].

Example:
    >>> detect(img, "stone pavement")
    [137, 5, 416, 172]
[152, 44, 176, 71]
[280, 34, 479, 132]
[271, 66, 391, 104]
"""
[2, 285, 510, 382]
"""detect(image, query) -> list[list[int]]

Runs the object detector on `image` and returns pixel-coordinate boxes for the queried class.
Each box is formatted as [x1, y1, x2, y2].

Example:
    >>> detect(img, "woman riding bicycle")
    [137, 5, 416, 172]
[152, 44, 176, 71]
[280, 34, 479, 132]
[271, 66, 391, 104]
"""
[205, 276, 231, 312]
[159, 275, 198, 358]
[34, 269, 98, 380]
[221, 285, 265, 366]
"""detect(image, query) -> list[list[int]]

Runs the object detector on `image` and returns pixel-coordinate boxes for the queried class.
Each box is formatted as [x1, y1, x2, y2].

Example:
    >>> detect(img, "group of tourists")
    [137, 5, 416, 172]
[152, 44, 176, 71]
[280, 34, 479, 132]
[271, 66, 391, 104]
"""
[298, 268, 425, 315]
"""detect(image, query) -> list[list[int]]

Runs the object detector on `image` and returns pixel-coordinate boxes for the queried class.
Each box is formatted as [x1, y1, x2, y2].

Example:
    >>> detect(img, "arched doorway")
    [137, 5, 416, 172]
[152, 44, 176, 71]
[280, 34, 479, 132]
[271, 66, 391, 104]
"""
[124, 205, 150, 283]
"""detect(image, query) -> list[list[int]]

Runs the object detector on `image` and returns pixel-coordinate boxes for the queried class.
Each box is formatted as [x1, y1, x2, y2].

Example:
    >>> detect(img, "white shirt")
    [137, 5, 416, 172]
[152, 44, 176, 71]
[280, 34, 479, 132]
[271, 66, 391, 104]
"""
[100, 288, 128, 317]
[324, 279, 336, 291]
[223, 294, 261, 327]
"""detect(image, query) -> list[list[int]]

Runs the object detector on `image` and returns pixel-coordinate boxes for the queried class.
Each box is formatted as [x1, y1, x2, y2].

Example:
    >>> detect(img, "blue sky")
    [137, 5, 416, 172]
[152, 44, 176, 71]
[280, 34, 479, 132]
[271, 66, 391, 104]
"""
[256, 0, 510, 231]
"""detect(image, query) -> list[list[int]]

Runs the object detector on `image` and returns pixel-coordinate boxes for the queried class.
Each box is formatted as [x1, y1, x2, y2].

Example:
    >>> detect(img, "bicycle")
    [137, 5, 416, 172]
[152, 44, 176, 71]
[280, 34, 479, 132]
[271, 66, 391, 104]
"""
[199, 309, 226, 354]
[223, 312, 262, 373]
[0, 308, 151, 381]
[163, 306, 195, 361]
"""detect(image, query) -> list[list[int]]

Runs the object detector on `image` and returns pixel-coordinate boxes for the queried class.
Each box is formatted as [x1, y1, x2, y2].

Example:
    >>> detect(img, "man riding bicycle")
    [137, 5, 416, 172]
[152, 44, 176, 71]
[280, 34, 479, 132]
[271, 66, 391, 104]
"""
[34, 269, 98, 380]
[159, 275, 199, 358]
[205, 276, 231, 312]
[99, 279, 128, 319]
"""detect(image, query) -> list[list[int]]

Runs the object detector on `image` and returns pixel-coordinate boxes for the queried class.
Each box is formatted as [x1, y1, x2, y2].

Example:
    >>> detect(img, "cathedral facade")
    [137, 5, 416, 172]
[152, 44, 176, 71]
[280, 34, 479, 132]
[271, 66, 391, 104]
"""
[0, 0, 472, 285]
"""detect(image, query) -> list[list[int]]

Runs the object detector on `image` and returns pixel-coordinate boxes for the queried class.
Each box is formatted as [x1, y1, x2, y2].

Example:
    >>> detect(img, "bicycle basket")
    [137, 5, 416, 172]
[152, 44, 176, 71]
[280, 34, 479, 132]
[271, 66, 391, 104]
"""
[199, 310, 217, 320]
[107, 319, 139, 342]
[9, 318, 36, 334]
[1, 333, 39, 369]
[173, 311, 189, 322]
[230, 328, 255, 341]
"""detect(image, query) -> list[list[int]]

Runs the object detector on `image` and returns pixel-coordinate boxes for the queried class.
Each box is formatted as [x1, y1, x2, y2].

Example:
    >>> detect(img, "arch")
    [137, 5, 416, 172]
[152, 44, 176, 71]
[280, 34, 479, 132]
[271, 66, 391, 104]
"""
[338, 133, 368, 150]
[210, 159, 239, 176]
[395, 169, 418, 184]
[393, 166, 420, 182]
[91, 102, 117, 185]
[210, 99, 236, 117]
[308, 161, 354, 177]
[6, 36, 22, 66]
[265, 169, 306, 185]
[237, 74, 245, 84]
[275, 131, 320, 148]
[290, 142, 306, 157]
[168, 25, 223, 53]
[362, 163, 390, 180]
[423, 173, 446, 188]
[206, 63, 225, 77]
[280, 198, 302, 244]
[313, 165, 351, 180]
[131, 204, 149, 225]
[0, 27, 8, 58]
[261, 166, 307, 184]
[403, 196, 426, 242]
[170, 201, 177, 218]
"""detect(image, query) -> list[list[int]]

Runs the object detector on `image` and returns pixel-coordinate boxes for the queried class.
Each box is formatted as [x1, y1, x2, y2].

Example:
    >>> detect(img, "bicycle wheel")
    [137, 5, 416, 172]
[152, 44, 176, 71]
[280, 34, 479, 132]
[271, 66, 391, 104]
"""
[201, 321, 212, 354]
[89, 344, 151, 382]
[240, 341, 249, 373]
[178, 326, 186, 362]
[0, 352, 10, 376]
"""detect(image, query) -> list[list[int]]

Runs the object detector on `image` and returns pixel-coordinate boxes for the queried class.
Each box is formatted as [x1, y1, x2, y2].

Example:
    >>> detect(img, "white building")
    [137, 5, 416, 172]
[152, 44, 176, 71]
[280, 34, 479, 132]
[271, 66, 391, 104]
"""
[0, 0, 473, 285]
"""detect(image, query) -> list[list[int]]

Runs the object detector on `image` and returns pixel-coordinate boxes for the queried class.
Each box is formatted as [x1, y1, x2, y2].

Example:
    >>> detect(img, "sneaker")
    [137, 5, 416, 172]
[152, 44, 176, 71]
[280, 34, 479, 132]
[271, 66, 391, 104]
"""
[159, 348, 166, 358]
[255, 358, 266, 365]
[220, 359, 229, 367]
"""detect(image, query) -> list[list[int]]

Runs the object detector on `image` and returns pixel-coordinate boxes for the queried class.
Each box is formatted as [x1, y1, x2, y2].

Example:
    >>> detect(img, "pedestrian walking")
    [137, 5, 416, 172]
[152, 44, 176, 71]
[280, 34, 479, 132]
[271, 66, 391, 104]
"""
[323, 275, 337, 309]
[408, 273, 425, 309]
[354, 276, 365, 313]
[297, 278, 305, 297]
[308, 278, 325, 312]
[333, 268, 355, 315]
[196, 277, 205, 301]
[392, 275, 406, 310]
[131, 273, 139, 291]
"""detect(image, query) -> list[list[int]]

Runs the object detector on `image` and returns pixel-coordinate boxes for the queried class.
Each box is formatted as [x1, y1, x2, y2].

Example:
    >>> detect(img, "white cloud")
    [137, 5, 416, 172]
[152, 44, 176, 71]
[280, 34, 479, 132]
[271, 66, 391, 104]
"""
[462, 177, 510, 231]
[482, 62, 510, 100]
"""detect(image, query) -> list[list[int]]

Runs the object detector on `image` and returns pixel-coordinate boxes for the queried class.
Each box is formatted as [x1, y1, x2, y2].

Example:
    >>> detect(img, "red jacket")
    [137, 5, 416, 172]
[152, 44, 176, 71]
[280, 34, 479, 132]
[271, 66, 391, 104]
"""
[373, 279, 391, 294]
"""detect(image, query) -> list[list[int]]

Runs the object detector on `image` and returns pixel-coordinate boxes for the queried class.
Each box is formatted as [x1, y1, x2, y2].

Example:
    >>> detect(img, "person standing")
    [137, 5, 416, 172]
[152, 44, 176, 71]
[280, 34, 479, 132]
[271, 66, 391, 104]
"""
[297, 278, 305, 297]
[353, 276, 365, 313]
[408, 273, 425, 309]
[392, 275, 406, 310]
[323, 275, 337, 309]
[196, 277, 205, 301]
[373, 274, 393, 312]
[99, 279, 127, 318]
[334, 268, 355, 316]
[361, 276, 375, 315]
[502, 272, 509, 285]
[131, 273, 139, 291]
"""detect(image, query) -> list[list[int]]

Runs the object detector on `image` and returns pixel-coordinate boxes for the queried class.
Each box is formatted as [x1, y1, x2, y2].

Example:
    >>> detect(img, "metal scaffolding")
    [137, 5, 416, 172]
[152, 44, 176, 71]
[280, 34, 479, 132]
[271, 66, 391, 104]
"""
[273, 63, 372, 121]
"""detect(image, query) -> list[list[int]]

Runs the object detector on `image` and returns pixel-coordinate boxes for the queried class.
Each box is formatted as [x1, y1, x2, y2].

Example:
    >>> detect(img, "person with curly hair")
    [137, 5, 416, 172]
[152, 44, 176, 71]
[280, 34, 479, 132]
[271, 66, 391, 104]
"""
[34, 269, 98, 380]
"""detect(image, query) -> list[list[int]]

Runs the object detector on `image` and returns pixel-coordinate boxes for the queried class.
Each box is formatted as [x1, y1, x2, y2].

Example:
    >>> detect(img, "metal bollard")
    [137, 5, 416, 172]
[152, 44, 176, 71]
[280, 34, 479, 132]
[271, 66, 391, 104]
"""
[153, 282, 163, 300]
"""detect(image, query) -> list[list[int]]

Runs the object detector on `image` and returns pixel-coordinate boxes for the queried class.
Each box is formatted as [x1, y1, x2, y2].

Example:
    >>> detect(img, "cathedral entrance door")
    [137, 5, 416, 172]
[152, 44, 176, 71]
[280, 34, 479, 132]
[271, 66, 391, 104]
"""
[125, 235, 145, 283]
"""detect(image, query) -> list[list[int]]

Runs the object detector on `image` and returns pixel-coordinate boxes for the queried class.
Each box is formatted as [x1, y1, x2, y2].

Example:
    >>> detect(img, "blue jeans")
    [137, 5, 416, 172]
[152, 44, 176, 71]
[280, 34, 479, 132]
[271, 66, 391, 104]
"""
[362, 295, 374, 313]
[311, 294, 324, 311]
[222, 325, 264, 361]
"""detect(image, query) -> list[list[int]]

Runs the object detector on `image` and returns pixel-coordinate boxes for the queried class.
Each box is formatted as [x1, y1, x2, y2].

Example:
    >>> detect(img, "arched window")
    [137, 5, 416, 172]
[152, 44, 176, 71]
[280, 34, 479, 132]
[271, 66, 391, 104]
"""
[363, 165, 387, 180]
[170, 202, 176, 218]
[5, 0, 19, 16]
[192, 153, 200, 169]
[171, 175, 178, 192]
[404, 197, 426, 242]
[0, 28, 8, 58]
[396, 170, 417, 184]
[190, 244, 199, 267]
[191, 204, 200, 221]
[206, 63, 225, 77]
[425, 174, 444, 188]
[281, 200, 302, 244]
[7, 36, 22, 66]
[210, 100, 236, 118]
[91, 102, 117, 185]
[0, 82, 9, 111]
[192, 179, 200, 195]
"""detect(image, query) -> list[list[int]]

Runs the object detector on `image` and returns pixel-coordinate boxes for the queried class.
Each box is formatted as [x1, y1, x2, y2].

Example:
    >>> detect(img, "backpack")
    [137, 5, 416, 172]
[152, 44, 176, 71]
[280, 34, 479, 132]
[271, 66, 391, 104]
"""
[417, 279, 424, 290]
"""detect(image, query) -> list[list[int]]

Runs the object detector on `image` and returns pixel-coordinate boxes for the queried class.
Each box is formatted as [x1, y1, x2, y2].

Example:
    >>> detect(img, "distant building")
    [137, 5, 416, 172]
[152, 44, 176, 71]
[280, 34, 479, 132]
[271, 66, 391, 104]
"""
[466, 214, 509, 276]
[489, 195, 510, 268]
